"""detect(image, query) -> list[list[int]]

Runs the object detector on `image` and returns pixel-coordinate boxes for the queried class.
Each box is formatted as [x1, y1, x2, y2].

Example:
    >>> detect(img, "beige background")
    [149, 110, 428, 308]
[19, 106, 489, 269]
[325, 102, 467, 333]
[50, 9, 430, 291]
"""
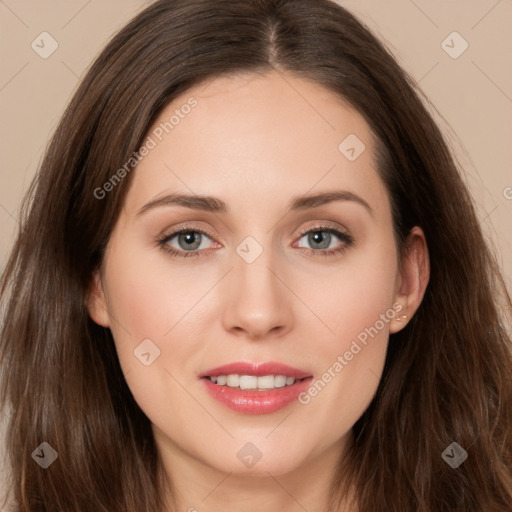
[1, 0, 511, 505]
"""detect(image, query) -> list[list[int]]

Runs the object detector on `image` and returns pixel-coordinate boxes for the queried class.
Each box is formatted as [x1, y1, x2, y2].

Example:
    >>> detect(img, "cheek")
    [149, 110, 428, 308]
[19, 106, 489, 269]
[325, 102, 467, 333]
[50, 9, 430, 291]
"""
[102, 242, 221, 400]
[103, 244, 204, 343]
[296, 233, 398, 347]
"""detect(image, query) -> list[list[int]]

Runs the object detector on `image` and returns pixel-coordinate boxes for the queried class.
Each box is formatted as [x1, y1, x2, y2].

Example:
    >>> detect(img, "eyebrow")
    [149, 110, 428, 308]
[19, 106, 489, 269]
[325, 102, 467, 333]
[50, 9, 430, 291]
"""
[137, 190, 373, 217]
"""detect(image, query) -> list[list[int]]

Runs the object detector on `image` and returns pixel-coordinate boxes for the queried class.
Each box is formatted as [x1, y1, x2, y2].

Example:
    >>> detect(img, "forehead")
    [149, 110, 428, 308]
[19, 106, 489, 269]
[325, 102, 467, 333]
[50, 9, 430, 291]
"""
[124, 70, 389, 218]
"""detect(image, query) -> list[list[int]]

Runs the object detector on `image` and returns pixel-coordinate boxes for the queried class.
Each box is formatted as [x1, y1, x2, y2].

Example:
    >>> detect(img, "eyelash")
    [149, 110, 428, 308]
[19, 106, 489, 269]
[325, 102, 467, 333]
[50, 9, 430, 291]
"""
[156, 224, 354, 259]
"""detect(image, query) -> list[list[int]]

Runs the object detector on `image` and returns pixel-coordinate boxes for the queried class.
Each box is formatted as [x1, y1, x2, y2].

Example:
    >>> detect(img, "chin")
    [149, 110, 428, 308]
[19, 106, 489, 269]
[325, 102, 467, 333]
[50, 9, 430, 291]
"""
[207, 452, 304, 477]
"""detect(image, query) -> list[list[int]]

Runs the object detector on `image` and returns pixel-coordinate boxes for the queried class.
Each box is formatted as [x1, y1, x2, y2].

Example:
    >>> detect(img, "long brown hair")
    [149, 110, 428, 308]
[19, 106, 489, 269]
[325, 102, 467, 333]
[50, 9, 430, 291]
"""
[1, 0, 511, 510]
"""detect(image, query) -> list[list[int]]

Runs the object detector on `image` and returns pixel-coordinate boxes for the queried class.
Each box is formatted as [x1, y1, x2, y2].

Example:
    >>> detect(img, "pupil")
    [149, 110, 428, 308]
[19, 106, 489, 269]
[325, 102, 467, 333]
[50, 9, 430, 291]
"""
[311, 231, 329, 249]
[180, 232, 200, 249]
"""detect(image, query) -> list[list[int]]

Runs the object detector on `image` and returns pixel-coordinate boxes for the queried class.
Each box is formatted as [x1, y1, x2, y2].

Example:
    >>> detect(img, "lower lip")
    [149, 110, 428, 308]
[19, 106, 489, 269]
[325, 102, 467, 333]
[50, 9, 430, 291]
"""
[201, 377, 313, 415]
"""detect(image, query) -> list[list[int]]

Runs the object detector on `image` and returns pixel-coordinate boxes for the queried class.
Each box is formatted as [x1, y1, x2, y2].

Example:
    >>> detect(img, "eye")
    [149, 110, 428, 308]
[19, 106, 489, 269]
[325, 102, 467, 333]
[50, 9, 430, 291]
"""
[294, 225, 354, 257]
[157, 226, 216, 258]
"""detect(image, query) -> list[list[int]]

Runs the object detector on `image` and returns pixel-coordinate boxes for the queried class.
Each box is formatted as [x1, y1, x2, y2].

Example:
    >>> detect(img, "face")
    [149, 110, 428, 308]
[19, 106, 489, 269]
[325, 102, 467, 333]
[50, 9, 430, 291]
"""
[88, 70, 427, 479]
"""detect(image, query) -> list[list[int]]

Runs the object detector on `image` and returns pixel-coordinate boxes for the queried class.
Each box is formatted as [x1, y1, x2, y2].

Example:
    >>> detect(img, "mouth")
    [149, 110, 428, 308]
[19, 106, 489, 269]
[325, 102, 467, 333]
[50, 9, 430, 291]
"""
[198, 361, 313, 414]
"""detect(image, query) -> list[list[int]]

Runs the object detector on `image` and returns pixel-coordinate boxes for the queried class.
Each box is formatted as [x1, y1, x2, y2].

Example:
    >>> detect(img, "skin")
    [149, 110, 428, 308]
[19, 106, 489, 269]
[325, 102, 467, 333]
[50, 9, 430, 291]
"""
[87, 70, 430, 512]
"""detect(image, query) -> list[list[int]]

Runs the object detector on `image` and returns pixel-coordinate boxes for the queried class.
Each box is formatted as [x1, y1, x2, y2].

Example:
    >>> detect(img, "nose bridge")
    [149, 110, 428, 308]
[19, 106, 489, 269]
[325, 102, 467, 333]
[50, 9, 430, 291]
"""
[221, 233, 292, 338]
[235, 234, 282, 305]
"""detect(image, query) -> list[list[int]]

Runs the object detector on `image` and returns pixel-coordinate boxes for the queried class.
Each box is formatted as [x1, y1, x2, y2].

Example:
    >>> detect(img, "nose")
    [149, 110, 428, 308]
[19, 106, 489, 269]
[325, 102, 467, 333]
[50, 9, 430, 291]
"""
[221, 248, 294, 341]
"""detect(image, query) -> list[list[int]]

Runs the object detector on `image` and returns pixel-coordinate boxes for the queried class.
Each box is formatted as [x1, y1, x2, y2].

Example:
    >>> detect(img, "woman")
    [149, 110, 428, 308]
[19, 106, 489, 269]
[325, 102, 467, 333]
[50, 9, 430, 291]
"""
[1, 0, 511, 510]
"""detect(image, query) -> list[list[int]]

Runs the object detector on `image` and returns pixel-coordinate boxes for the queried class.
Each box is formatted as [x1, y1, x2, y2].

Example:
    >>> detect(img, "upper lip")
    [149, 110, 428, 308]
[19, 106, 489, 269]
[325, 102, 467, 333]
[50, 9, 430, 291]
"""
[199, 361, 312, 380]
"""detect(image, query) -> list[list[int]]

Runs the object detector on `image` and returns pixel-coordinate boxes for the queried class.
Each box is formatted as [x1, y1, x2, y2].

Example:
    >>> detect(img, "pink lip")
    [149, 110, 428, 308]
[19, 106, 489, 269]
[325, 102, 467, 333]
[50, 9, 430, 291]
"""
[198, 361, 313, 415]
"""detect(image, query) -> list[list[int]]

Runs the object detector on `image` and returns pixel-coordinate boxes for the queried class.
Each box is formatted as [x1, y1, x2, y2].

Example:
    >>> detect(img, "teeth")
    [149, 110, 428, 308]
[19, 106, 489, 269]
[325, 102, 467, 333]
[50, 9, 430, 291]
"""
[259, 375, 281, 389]
[227, 374, 240, 387]
[274, 375, 287, 388]
[208, 374, 298, 390]
[239, 375, 258, 390]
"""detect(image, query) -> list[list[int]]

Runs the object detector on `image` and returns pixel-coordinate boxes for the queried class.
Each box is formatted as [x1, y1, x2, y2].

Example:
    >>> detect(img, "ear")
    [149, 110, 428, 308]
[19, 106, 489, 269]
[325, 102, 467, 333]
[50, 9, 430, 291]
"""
[389, 226, 430, 334]
[85, 269, 111, 328]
